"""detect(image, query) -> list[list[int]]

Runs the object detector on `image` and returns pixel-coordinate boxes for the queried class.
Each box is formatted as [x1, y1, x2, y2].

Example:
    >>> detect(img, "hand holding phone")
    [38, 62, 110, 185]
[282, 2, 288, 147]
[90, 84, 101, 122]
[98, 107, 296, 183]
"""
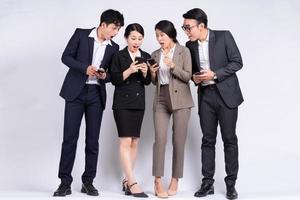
[147, 58, 156, 66]
[97, 68, 105, 74]
[135, 57, 146, 65]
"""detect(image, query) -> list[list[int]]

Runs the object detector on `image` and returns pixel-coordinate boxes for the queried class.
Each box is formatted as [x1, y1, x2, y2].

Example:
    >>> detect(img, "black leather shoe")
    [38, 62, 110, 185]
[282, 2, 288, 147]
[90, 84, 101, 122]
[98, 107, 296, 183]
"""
[226, 186, 238, 199]
[53, 184, 71, 196]
[81, 183, 99, 196]
[125, 182, 148, 198]
[194, 182, 214, 197]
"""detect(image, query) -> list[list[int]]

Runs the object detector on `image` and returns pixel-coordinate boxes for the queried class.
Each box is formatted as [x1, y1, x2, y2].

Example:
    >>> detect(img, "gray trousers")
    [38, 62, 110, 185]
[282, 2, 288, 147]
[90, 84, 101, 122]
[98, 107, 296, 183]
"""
[152, 85, 191, 178]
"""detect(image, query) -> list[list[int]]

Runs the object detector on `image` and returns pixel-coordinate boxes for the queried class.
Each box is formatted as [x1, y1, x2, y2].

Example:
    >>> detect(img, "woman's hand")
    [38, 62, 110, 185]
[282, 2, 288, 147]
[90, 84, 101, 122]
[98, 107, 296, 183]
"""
[140, 63, 148, 78]
[129, 61, 142, 74]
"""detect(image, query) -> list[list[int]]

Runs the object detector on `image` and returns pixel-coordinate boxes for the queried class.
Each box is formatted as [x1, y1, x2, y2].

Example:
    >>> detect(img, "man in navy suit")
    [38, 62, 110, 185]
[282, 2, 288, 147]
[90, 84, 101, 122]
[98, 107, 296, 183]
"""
[53, 9, 124, 197]
[182, 8, 243, 199]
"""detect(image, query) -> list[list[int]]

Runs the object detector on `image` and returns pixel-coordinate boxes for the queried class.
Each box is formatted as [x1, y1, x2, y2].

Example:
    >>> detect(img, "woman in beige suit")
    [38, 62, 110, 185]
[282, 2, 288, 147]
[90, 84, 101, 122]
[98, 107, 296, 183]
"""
[149, 20, 194, 198]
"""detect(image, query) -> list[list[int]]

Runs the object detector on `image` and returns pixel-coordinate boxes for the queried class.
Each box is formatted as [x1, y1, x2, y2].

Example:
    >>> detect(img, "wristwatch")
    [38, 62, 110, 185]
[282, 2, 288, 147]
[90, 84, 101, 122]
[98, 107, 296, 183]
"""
[213, 72, 217, 80]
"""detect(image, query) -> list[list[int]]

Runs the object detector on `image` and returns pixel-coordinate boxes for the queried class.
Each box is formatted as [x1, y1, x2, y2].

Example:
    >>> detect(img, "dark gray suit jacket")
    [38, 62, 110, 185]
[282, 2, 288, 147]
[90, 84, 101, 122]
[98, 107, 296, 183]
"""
[186, 29, 243, 108]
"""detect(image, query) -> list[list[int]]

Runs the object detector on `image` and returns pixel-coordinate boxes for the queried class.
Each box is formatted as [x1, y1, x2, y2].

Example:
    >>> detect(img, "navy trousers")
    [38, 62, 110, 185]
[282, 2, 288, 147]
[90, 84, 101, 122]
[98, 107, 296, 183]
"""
[58, 85, 103, 185]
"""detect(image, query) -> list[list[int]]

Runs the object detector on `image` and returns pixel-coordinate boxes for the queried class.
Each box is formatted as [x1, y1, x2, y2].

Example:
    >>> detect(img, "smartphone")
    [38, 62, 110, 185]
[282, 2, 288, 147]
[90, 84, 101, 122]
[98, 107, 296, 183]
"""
[147, 58, 156, 66]
[194, 70, 205, 75]
[97, 68, 105, 74]
[135, 57, 146, 65]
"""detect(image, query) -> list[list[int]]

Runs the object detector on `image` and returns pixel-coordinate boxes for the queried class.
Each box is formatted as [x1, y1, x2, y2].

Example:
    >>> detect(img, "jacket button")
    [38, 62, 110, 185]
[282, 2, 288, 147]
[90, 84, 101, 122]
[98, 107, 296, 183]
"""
[175, 90, 177, 93]
[136, 92, 139, 96]
[125, 94, 129, 97]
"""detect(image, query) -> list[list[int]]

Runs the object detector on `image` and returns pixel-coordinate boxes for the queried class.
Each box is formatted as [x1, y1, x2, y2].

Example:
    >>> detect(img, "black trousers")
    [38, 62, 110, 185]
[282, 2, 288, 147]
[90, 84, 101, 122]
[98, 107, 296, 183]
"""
[58, 85, 103, 185]
[199, 85, 238, 187]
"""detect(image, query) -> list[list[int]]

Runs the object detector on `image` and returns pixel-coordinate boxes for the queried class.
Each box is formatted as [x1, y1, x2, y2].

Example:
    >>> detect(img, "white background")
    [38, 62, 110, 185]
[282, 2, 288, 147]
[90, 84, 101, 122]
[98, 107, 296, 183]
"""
[1, 0, 300, 199]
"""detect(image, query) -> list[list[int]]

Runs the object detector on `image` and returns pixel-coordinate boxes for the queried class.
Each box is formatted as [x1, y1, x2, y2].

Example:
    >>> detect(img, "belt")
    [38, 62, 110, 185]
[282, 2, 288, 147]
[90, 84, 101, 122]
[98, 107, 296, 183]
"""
[160, 84, 169, 87]
[200, 84, 217, 90]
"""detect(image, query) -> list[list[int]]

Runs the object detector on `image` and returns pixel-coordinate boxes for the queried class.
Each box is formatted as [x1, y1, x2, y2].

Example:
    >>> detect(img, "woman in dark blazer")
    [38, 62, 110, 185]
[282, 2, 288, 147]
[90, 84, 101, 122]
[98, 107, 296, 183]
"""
[110, 23, 150, 198]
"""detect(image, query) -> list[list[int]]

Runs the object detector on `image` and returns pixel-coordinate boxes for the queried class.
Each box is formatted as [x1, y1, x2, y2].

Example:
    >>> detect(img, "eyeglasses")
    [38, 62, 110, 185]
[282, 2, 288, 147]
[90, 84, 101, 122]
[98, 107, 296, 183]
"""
[181, 25, 197, 32]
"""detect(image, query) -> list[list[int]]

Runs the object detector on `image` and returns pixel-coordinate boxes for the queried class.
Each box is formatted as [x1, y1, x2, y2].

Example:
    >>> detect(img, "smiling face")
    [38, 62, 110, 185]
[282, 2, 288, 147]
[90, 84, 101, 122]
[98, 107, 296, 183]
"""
[155, 29, 173, 49]
[126, 30, 144, 53]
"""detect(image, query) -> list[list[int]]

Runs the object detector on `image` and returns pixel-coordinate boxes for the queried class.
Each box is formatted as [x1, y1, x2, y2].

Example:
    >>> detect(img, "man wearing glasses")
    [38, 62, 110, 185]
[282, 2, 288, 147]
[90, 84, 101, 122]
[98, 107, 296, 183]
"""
[182, 8, 243, 200]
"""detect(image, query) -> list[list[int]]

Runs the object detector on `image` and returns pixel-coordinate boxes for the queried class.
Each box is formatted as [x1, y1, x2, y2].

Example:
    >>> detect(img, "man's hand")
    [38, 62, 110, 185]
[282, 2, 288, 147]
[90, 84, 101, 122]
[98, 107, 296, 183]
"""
[86, 65, 97, 76]
[198, 69, 215, 81]
[96, 72, 107, 80]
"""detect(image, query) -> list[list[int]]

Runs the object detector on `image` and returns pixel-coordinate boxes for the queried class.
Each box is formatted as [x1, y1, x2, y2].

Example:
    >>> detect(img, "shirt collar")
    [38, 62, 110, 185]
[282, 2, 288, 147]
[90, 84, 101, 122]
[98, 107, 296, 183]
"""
[198, 29, 209, 45]
[161, 43, 176, 54]
[89, 28, 112, 46]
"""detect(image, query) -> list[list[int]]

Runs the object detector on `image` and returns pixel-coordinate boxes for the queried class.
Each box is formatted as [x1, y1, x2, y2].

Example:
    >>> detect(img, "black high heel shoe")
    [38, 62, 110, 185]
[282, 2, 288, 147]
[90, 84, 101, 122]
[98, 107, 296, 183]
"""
[125, 182, 148, 198]
[122, 179, 128, 192]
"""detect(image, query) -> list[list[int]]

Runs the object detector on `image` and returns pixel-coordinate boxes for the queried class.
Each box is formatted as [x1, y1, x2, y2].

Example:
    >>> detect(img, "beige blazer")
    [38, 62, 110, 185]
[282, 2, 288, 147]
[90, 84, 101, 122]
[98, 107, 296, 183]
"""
[151, 44, 194, 111]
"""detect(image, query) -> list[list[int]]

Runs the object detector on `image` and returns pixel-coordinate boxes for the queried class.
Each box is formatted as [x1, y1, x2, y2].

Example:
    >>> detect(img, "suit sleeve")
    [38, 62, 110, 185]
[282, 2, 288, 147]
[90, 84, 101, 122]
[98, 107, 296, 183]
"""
[110, 53, 124, 86]
[170, 47, 192, 83]
[61, 29, 89, 74]
[103, 44, 119, 83]
[214, 31, 243, 82]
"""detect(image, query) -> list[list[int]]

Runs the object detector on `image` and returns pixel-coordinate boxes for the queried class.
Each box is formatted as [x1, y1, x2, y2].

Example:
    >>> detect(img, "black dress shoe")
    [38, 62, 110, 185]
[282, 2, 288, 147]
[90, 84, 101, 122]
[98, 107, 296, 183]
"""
[125, 182, 148, 198]
[81, 183, 99, 196]
[194, 182, 214, 197]
[226, 186, 238, 199]
[53, 184, 71, 196]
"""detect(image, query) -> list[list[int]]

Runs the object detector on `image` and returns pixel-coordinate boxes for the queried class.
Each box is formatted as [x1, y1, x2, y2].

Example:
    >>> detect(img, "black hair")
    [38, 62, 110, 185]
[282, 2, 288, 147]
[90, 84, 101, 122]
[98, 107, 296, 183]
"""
[183, 8, 208, 28]
[124, 23, 144, 38]
[100, 9, 124, 27]
[155, 20, 178, 43]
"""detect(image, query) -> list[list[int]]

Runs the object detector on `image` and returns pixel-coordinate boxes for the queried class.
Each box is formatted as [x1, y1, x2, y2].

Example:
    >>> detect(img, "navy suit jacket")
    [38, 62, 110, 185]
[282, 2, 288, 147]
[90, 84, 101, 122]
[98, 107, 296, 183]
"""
[186, 30, 244, 108]
[110, 47, 151, 110]
[60, 28, 119, 109]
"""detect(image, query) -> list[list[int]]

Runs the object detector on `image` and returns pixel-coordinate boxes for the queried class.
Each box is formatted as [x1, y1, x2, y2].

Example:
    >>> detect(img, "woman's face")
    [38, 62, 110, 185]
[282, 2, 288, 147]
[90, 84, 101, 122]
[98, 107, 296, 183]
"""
[155, 29, 172, 49]
[126, 30, 144, 53]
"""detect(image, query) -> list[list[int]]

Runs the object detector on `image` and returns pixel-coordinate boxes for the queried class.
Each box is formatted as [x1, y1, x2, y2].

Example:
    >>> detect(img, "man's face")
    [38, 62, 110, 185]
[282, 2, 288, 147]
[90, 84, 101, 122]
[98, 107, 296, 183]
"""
[182, 19, 201, 41]
[101, 23, 121, 40]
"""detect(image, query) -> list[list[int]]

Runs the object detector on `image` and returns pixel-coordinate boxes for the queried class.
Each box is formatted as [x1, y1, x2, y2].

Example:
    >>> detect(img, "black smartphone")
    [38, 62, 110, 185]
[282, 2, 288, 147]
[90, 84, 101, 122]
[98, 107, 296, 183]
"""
[194, 70, 205, 75]
[135, 56, 146, 65]
[97, 68, 105, 74]
[147, 58, 156, 66]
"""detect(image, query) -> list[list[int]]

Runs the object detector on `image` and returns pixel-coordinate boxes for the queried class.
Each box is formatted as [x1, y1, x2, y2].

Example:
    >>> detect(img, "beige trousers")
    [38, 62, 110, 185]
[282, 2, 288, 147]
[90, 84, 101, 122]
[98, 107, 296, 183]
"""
[152, 85, 191, 178]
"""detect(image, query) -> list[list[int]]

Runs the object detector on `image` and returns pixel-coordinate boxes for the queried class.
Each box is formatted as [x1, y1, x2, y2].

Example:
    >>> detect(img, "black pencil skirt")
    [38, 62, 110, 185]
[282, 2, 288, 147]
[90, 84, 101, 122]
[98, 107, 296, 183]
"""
[113, 109, 145, 138]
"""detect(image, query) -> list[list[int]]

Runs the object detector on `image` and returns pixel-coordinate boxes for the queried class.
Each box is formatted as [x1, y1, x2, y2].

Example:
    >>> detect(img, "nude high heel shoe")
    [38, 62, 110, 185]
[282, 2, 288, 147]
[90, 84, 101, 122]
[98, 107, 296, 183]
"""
[154, 181, 168, 198]
[167, 178, 178, 196]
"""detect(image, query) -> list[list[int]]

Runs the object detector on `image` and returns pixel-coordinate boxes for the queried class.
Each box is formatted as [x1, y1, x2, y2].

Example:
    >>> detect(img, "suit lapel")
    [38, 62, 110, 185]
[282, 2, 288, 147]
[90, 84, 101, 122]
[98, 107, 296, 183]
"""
[120, 47, 133, 67]
[172, 44, 182, 67]
[100, 44, 114, 69]
[191, 41, 201, 71]
[88, 37, 94, 65]
[208, 29, 216, 70]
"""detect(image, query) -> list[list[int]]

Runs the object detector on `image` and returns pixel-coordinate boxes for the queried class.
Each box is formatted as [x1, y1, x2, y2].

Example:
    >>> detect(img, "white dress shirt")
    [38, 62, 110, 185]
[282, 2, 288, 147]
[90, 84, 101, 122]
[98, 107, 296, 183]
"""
[158, 44, 176, 85]
[86, 28, 112, 85]
[198, 30, 215, 86]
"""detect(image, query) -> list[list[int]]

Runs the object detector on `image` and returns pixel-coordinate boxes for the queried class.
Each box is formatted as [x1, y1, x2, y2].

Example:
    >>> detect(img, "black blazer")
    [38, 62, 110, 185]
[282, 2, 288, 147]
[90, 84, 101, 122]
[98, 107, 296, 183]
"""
[59, 28, 119, 109]
[186, 30, 244, 108]
[110, 47, 151, 110]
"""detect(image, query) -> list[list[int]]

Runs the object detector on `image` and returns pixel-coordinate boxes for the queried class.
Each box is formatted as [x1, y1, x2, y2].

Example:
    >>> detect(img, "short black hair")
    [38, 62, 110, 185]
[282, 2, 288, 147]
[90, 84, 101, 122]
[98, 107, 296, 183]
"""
[183, 8, 208, 28]
[100, 9, 124, 27]
[124, 23, 144, 38]
[155, 20, 178, 43]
